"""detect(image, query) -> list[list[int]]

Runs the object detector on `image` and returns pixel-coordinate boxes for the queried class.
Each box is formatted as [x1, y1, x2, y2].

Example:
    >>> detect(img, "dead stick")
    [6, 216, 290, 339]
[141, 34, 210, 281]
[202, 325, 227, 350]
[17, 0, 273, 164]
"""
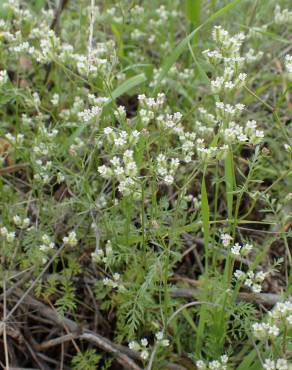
[13, 290, 142, 370]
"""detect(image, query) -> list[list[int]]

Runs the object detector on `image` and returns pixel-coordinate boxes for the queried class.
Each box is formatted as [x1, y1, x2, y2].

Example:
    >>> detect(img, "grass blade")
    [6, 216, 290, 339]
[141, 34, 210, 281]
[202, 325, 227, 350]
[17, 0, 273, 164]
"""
[186, 0, 202, 43]
[224, 149, 235, 222]
[201, 172, 210, 273]
[109, 73, 147, 102]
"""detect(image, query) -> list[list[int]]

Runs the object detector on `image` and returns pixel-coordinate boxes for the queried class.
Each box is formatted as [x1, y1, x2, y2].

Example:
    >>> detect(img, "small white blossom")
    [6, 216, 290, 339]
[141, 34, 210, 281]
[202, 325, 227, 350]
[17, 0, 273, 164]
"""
[63, 231, 77, 247]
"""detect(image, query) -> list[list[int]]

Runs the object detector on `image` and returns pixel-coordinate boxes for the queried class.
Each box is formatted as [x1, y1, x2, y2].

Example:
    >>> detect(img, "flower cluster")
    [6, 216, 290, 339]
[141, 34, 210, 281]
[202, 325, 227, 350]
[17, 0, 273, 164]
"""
[252, 300, 292, 341]
[222, 120, 264, 145]
[0, 70, 8, 86]
[103, 273, 122, 289]
[156, 154, 179, 185]
[1, 3, 118, 81]
[128, 332, 169, 361]
[31, 123, 60, 185]
[150, 65, 195, 88]
[284, 55, 292, 74]
[252, 322, 280, 340]
[269, 301, 292, 327]
[98, 149, 140, 198]
[13, 215, 30, 229]
[263, 358, 289, 370]
[196, 140, 228, 162]
[230, 242, 253, 256]
[0, 227, 16, 243]
[39, 234, 55, 264]
[129, 338, 150, 360]
[178, 131, 196, 163]
[245, 48, 264, 64]
[91, 240, 113, 264]
[157, 111, 183, 132]
[274, 5, 292, 25]
[221, 233, 233, 247]
[78, 105, 102, 123]
[202, 26, 265, 150]
[196, 355, 229, 370]
[63, 231, 78, 247]
[103, 128, 140, 150]
[5, 133, 24, 146]
[234, 269, 267, 293]
[40, 234, 55, 251]
[203, 26, 246, 89]
[154, 331, 170, 347]
[138, 93, 166, 125]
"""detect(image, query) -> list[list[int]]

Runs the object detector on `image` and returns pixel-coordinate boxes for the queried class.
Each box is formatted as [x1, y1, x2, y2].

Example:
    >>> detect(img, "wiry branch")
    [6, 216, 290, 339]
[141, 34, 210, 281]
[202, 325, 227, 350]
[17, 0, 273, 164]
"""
[11, 290, 142, 370]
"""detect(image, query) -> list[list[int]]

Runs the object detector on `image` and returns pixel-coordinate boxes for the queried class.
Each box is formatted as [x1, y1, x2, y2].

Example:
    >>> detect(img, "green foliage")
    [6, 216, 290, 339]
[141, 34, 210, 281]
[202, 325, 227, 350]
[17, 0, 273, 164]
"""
[71, 349, 101, 370]
[0, 0, 291, 368]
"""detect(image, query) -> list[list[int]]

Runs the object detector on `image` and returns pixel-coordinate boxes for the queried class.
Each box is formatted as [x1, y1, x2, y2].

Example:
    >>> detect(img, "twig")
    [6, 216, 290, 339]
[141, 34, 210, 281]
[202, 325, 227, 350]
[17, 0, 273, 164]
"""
[164, 364, 189, 370]
[23, 339, 49, 370]
[9, 368, 38, 370]
[0, 163, 29, 175]
[81, 332, 142, 370]
[2, 243, 67, 328]
[50, 0, 70, 31]
[13, 290, 142, 370]
[0, 270, 32, 301]
[33, 333, 78, 351]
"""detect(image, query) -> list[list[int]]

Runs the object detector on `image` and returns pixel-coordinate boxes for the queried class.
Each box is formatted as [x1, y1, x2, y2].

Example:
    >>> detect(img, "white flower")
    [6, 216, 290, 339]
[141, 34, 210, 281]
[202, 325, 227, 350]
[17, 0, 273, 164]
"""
[231, 243, 241, 256]
[129, 341, 140, 351]
[0, 70, 8, 85]
[141, 338, 148, 347]
[269, 301, 292, 322]
[274, 5, 292, 25]
[251, 284, 262, 293]
[164, 175, 174, 184]
[13, 215, 21, 226]
[103, 277, 111, 286]
[7, 231, 16, 242]
[196, 360, 207, 370]
[63, 231, 77, 247]
[221, 233, 233, 247]
[155, 331, 164, 341]
[98, 165, 112, 178]
[104, 127, 113, 135]
[276, 359, 289, 370]
[263, 359, 276, 370]
[241, 243, 252, 255]
[284, 54, 292, 74]
[113, 273, 120, 281]
[234, 269, 245, 280]
[0, 227, 8, 237]
[51, 93, 59, 106]
[263, 358, 289, 370]
[155, 331, 169, 347]
[252, 322, 280, 340]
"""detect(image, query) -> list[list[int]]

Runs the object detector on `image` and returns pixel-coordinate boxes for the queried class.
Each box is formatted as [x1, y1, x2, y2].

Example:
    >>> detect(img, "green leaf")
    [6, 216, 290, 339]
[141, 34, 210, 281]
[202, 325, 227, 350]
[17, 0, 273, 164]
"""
[236, 348, 258, 370]
[186, 0, 202, 25]
[108, 73, 147, 102]
[111, 23, 124, 58]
